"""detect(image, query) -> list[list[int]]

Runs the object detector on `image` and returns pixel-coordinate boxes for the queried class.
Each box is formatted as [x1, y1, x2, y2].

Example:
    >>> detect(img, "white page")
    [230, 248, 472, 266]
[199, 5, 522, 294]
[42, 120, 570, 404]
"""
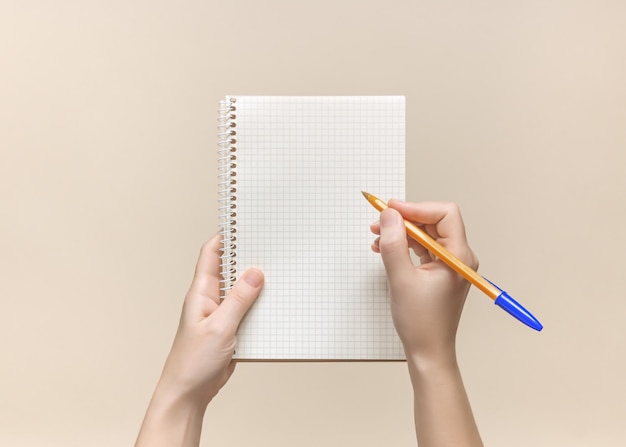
[219, 96, 405, 360]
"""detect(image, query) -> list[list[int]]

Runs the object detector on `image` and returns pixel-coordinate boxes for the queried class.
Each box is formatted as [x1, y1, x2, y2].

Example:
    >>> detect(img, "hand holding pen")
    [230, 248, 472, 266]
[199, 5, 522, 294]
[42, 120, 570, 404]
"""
[370, 198, 484, 446]
[370, 199, 479, 357]
[365, 192, 542, 331]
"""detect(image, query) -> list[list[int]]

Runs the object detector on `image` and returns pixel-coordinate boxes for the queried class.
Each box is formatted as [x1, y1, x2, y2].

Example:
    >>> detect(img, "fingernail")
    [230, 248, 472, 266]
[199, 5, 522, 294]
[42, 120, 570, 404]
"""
[243, 269, 263, 287]
[381, 208, 401, 228]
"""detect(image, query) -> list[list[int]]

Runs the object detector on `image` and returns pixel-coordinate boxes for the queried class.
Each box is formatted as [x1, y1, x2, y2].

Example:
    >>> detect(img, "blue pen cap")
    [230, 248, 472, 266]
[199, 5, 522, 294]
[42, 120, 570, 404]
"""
[494, 292, 543, 331]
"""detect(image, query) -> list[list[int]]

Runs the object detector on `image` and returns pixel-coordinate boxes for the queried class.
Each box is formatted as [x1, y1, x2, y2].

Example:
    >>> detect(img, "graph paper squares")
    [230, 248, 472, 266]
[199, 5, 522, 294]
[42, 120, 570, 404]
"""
[223, 96, 405, 360]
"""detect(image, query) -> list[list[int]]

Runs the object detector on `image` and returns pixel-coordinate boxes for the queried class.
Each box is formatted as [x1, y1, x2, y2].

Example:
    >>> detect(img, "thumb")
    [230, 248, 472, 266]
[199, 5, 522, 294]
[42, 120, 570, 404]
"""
[216, 268, 264, 326]
[378, 208, 414, 285]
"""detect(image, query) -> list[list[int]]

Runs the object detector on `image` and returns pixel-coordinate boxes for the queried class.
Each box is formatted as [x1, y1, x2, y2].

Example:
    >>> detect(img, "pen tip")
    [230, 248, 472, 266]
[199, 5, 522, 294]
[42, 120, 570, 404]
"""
[494, 292, 543, 332]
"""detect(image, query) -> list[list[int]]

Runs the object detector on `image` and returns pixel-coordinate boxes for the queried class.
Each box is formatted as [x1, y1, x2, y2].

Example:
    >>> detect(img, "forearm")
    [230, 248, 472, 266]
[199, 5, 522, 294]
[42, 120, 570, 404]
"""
[407, 353, 483, 447]
[135, 386, 206, 447]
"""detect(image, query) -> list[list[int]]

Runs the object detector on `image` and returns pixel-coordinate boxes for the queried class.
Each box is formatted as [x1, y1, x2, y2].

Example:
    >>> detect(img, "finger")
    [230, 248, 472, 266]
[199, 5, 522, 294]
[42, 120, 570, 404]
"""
[375, 234, 432, 263]
[407, 238, 433, 264]
[213, 268, 264, 328]
[189, 234, 222, 299]
[371, 236, 380, 253]
[378, 208, 415, 285]
[423, 223, 440, 240]
[184, 234, 223, 320]
[388, 200, 470, 254]
[370, 220, 381, 235]
[375, 215, 433, 262]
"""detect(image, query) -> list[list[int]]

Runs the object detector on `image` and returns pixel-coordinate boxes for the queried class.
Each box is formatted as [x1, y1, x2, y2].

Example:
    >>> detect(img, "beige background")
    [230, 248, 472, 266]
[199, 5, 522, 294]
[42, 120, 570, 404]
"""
[1, 1, 625, 445]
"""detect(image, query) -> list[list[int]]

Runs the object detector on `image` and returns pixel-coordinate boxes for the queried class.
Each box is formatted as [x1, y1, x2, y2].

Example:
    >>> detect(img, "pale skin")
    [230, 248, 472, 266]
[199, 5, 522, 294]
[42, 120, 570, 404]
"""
[371, 200, 483, 446]
[136, 200, 483, 447]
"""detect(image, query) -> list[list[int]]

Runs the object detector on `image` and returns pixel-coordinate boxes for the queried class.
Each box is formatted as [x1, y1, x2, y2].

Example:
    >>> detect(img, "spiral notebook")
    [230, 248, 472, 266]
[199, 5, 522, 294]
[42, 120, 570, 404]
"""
[217, 96, 405, 360]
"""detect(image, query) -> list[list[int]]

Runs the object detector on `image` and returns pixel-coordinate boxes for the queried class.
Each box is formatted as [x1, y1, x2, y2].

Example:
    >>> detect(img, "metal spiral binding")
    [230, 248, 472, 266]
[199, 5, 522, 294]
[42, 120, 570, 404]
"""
[217, 97, 237, 295]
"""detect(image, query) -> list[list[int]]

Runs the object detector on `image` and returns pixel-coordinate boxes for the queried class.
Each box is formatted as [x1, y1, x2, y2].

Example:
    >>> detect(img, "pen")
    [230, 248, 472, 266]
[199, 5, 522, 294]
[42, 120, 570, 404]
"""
[362, 191, 543, 331]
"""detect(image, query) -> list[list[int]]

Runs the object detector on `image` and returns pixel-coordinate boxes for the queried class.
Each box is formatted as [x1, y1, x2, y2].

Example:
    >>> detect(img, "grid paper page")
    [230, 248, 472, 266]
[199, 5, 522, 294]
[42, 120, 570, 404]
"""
[228, 96, 405, 360]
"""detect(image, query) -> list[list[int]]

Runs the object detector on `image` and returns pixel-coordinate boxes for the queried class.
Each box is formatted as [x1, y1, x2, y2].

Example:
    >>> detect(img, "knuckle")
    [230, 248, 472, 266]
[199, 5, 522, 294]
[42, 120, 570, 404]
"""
[443, 201, 461, 216]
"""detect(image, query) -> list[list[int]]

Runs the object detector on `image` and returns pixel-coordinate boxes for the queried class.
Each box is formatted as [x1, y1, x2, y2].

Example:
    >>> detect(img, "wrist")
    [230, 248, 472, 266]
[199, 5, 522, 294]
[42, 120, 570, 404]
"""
[149, 385, 207, 429]
[406, 348, 483, 447]
[402, 336, 457, 366]
[136, 386, 207, 447]
[405, 349, 459, 379]
[151, 376, 211, 414]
